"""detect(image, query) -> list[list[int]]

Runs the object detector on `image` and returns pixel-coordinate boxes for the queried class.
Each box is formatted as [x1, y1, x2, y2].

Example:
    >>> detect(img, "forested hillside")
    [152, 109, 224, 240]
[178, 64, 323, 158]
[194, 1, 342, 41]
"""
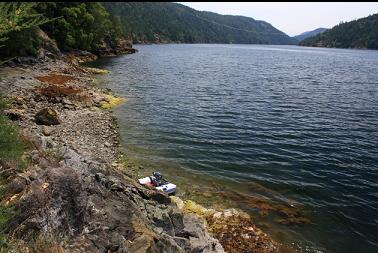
[300, 14, 378, 49]
[102, 2, 297, 45]
[0, 2, 297, 62]
[294, 28, 328, 42]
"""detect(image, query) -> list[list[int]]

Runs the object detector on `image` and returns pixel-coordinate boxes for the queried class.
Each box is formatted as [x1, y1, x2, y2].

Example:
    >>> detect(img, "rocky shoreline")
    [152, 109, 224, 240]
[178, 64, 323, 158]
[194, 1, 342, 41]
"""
[0, 54, 281, 252]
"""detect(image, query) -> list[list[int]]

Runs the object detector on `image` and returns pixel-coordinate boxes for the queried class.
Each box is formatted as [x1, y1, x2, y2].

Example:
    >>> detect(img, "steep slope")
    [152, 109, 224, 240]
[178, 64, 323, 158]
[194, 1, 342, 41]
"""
[294, 28, 328, 42]
[300, 14, 378, 49]
[102, 2, 297, 45]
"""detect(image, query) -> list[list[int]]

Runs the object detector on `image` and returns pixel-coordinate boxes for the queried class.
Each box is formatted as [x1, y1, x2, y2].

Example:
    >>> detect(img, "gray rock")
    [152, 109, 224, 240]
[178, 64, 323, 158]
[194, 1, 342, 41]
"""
[148, 206, 175, 236]
[42, 126, 54, 136]
[183, 214, 224, 253]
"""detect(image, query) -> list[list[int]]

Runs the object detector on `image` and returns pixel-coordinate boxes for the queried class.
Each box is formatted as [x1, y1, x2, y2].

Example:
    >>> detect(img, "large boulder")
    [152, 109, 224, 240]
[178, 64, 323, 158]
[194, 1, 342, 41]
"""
[35, 108, 61, 125]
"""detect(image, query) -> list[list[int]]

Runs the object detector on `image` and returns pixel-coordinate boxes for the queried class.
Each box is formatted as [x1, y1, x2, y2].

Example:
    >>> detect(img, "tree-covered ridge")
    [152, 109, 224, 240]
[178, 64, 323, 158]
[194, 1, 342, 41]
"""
[294, 28, 328, 42]
[101, 2, 297, 45]
[300, 14, 378, 49]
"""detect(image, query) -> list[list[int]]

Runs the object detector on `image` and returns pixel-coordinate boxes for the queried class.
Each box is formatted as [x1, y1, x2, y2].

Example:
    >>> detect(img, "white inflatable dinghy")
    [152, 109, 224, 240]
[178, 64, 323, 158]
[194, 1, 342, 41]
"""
[138, 172, 176, 194]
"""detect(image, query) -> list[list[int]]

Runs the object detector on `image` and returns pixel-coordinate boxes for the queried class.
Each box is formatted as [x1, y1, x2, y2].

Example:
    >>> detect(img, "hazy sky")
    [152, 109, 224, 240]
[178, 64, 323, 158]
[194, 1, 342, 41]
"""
[179, 2, 378, 36]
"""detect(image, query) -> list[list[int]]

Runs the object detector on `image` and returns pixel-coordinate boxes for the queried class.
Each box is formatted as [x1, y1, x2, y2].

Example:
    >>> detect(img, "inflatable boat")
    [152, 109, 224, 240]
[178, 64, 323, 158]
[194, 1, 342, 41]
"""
[138, 172, 176, 194]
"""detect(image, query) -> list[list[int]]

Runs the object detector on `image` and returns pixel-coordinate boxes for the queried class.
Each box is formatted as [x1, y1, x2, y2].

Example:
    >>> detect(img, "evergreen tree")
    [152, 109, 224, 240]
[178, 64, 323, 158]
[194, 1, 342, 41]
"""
[0, 2, 51, 61]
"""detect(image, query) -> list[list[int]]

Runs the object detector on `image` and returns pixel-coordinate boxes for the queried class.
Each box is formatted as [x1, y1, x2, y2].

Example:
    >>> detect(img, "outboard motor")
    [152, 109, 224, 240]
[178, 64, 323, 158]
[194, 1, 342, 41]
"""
[153, 171, 163, 180]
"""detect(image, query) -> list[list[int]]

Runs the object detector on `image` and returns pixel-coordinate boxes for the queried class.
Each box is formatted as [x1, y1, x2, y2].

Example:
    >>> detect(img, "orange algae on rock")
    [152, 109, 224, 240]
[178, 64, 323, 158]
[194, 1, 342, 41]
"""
[36, 74, 76, 85]
[36, 84, 81, 98]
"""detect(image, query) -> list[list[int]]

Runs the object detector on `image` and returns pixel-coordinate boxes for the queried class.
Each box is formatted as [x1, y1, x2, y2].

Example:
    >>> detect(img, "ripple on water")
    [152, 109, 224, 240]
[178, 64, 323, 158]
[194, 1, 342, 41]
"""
[89, 44, 378, 253]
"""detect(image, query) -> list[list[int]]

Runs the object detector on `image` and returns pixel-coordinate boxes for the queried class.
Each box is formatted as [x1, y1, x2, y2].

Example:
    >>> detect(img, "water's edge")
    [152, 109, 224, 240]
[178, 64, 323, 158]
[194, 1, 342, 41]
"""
[87, 44, 378, 253]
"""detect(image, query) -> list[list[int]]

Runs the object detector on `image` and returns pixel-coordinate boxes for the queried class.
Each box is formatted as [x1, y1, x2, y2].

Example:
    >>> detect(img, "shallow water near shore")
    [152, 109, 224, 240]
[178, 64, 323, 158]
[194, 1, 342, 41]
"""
[87, 44, 378, 253]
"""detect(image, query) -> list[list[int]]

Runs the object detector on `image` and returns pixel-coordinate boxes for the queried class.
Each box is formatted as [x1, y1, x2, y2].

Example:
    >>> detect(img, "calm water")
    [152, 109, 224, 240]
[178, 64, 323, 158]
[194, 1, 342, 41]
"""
[90, 44, 378, 253]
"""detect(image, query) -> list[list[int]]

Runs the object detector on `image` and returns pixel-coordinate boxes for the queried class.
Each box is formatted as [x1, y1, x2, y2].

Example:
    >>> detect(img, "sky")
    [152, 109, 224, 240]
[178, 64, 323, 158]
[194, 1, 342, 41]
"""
[179, 2, 378, 36]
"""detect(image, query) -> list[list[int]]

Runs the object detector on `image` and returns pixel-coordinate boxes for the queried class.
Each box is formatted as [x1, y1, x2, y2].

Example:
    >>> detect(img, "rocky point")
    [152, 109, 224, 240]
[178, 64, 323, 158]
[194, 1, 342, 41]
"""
[0, 51, 281, 252]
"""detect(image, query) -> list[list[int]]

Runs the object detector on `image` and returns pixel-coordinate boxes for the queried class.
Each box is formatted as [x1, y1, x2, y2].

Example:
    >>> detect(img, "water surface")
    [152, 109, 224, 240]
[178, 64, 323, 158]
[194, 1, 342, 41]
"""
[90, 44, 378, 253]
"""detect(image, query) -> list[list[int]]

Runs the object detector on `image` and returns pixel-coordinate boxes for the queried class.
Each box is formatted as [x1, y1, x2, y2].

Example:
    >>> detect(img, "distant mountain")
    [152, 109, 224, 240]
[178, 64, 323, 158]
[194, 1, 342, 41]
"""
[102, 2, 297, 45]
[294, 28, 328, 42]
[300, 14, 378, 49]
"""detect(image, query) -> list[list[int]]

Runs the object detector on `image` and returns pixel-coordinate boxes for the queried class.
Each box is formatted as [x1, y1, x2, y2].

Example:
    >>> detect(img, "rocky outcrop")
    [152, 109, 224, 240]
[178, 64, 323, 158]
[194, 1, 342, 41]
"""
[4, 135, 224, 252]
[96, 37, 138, 57]
[36, 29, 62, 60]
[64, 50, 98, 65]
